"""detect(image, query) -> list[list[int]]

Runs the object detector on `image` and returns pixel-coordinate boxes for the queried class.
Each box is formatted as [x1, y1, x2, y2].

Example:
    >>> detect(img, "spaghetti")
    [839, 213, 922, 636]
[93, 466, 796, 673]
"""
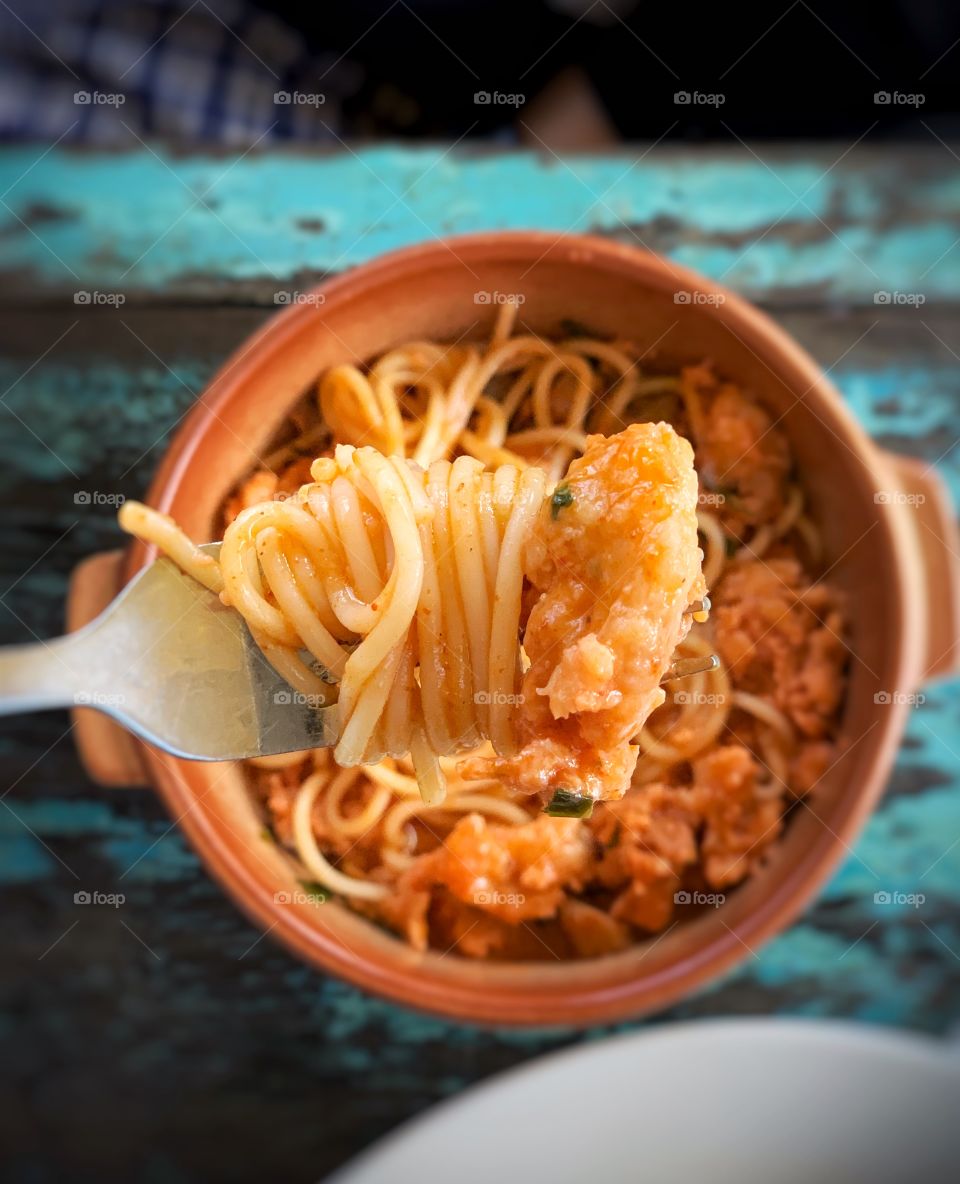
[121, 420, 701, 805]
[121, 304, 704, 806]
[121, 306, 846, 954]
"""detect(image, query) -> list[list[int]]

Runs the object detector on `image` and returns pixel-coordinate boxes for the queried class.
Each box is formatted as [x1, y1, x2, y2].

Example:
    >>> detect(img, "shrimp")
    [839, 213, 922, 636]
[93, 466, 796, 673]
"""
[463, 421, 705, 803]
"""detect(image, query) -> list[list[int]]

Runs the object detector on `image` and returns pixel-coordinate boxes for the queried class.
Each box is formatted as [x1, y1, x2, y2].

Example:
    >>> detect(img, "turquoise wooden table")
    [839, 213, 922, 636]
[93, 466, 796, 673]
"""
[1, 144, 959, 1183]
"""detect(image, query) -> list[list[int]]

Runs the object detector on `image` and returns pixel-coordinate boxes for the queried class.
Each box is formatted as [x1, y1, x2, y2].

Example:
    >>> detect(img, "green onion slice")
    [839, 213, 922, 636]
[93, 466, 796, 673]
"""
[544, 788, 594, 818]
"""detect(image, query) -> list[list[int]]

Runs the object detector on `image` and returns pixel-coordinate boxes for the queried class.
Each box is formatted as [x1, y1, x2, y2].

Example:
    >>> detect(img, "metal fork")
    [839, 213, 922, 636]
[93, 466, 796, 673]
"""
[0, 549, 718, 762]
[0, 544, 339, 760]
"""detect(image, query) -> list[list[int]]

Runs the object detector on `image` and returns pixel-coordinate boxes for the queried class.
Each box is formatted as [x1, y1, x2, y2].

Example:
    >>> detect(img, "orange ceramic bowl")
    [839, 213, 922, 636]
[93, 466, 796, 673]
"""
[69, 233, 960, 1026]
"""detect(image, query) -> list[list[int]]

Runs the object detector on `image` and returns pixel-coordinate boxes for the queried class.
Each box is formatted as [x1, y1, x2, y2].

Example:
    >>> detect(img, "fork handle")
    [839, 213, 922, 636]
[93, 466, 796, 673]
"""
[0, 635, 88, 714]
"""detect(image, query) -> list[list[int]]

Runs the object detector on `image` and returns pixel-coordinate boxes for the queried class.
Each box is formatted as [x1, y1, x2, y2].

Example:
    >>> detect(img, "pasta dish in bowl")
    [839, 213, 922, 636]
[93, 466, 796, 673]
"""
[68, 233, 958, 1022]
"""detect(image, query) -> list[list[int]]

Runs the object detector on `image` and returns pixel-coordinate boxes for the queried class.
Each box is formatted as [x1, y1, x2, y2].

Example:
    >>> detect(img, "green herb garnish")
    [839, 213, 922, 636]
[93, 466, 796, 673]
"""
[551, 482, 574, 519]
[544, 789, 594, 819]
[298, 879, 329, 903]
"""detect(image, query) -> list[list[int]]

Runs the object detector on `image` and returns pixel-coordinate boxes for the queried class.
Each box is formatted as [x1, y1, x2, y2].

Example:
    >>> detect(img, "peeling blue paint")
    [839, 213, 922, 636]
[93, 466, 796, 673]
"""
[0, 832, 56, 881]
[2, 147, 959, 299]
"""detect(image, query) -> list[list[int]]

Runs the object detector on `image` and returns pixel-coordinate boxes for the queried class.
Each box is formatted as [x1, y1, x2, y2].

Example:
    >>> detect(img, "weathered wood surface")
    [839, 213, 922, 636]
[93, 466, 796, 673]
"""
[3, 145, 960, 307]
[0, 146, 958, 1184]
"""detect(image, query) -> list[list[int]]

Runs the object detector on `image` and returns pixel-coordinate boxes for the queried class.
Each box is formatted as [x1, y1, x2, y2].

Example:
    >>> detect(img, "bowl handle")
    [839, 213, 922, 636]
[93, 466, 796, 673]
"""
[881, 451, 960, 683]
[67, 550, 151, 788]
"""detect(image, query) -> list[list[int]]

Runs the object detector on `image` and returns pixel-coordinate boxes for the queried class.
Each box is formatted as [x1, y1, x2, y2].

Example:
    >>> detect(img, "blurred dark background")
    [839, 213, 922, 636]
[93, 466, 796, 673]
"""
[1, 0, 957, 148]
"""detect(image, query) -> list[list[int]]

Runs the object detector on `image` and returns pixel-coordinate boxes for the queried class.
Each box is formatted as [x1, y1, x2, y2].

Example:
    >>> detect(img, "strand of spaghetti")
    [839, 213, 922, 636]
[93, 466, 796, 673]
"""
[460, 430, 529, 469]
[794, 514, 822, 562]
[321, 766, 381, 838]
[487, 466, 547, 753]
[247, 751, 311, 770]
[219, 506, 298, 644]
[436, 351, 482, 460]
[381, 634, 418, 759]
[363, 759, 503, 800]
[409, 721, 446, 806]
[758, 731, 791, 793]
[370, 362, 413, 454]
[397, 345, 473, 466]
[505, 427, 590, 451]
[414, 471, 452, 753]
[678, 367, 709, 444]
[380, 847, 417, 872]
[117, 502, 224, 594]
[540, 359, 594, 477]
[330, 475, 384, 601]
[469, 337, 551, 399]
[638, 636, 731, 763]
[532, 354, 593, 432]
[292, 771, 388, 900]
[731, 689, 796, 745]
[468, 382, 536, 464]
[491, 463, 520, 533]
[263, 421, 329, 471]
[562, 338, 637, 374]
[500, 361, 539, 420]
[332, 450, 425, 763]
[596, 377, 681, 434]
[410, 375, 451, 467]
[450, 455, 490, 733]
[304, 481, 381, 636]
[256, 527, 348, 678]
[321, 319, 603, 480]
[490, 300, 520, 346]
[251, 627, 334, 701]
[472, 396, 509, 446]
[226, 505, 350, 698]
[381, 793, 530, 853]
[318, 364, 394, 453]
[697, 511, 727, 589]
[427, 459, 478, 749]
[478, 471, 501, 592]
[744, 485, 804, 560]
[361, 762, 424, 796]
[282, 535, 354, 643]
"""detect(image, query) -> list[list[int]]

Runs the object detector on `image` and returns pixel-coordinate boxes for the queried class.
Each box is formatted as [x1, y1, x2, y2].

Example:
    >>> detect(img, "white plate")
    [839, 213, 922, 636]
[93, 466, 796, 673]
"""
[329, 1019, 960, 1184]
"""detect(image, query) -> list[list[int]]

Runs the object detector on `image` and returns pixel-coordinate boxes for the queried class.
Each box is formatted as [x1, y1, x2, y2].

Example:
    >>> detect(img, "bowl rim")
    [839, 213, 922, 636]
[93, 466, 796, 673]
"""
[122, 231, 921, 1026]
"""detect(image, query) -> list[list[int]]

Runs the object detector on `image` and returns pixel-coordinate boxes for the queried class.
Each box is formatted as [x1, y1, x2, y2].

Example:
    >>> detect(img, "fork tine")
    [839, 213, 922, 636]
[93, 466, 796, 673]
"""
[683, 595, 711, 622]
[661, 653, 720, 683]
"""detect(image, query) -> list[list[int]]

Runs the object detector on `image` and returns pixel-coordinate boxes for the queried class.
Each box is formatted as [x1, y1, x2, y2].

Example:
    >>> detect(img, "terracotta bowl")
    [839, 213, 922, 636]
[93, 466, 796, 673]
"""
[68, 233, 960, 1026]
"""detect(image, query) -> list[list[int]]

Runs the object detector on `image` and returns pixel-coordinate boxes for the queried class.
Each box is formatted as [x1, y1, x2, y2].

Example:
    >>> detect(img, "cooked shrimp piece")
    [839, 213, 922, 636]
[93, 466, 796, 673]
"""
[464, 421, 704, 803]
[377, 812, 592, 949]
[681, 362, 791, 528]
